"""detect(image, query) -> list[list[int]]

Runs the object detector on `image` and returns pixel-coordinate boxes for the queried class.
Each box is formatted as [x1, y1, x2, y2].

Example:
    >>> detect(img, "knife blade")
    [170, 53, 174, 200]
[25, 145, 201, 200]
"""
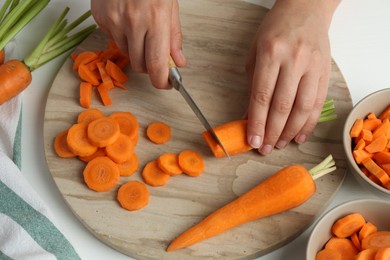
[168, 58, 231, 159]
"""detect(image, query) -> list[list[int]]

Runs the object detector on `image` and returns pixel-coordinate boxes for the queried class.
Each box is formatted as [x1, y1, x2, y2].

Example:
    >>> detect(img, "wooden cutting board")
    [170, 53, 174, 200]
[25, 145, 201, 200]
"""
[43, 1, 352, 259]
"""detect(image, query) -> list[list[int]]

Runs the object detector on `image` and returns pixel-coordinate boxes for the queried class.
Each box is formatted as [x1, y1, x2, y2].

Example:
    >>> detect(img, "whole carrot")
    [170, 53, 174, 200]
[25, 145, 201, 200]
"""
[166, 155, 336, 252]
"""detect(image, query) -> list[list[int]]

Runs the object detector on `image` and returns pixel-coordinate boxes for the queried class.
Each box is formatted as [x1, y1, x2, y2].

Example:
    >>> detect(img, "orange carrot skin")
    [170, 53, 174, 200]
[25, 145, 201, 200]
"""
[0, 60, 32, 105]
[167, 164, 316, 251]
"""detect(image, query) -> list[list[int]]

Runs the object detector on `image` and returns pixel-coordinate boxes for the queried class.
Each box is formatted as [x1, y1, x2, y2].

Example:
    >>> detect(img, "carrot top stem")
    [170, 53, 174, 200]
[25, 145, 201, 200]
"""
[309, 154, 337, 180]
[0, 0, 13, 23]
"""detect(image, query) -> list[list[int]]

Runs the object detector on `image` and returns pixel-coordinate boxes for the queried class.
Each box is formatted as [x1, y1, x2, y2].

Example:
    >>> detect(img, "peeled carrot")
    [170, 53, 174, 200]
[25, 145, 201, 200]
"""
[157, 153, 183, 176]
[324, 237, 359, 260]
[363, 118, 382, 131]
[361, 231, 390, 250]
[67, 123, 98, 157]
[315, 248, 342, 260]
[79, 81, 93, 108]
[118, 153, 139, 177]
[351, 232, 362, 251]
[117, 181, 149, 211]
[331, 213, 366, 238]
[354, 248, 377, 260]
[166, 155, 336, 251]
[77, 108, 105, 125]
[146, 121, 171, 144]
[178, 150, 204, 177]
[109, 111, 139, 142]
[78, 64, 100, 86]
[373, 151, 390, 165]
[365, 134, 387, 154]
[142, 160, 171, 187]
[375, 247, 390, 260]
[87, 117, 120, 147]
[83, 156, 120, 192]
[105, 133, 135, 163]
[73, 51, 98, 71]
[359, 222, 378, 242]
[53, 129, 76, 158]
[97, 83, 113, 106]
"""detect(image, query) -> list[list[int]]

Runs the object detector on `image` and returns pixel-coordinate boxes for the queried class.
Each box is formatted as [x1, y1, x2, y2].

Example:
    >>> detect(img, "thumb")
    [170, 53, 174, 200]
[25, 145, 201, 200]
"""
[170, 0, 186, 67]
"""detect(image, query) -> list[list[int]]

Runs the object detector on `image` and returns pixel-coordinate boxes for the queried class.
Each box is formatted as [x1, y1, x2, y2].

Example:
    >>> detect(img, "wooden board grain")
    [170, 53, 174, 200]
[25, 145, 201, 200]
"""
[43, 1, 352, 259]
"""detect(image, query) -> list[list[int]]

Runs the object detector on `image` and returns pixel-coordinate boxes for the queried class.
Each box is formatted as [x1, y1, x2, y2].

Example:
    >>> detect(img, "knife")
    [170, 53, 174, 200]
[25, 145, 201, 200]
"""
[168, 58, 231, 159]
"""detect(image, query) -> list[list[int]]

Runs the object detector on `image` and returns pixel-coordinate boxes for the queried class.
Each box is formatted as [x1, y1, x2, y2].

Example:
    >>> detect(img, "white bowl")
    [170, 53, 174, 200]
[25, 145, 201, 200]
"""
[306, 199, 390, 259]
[343, 88, 390, 196]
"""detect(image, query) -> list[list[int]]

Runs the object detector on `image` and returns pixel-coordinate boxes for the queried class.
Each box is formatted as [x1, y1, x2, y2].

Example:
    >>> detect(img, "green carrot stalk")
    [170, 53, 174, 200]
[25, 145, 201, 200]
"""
[0, 0, 13, 23]
[319, 99, 337, 123]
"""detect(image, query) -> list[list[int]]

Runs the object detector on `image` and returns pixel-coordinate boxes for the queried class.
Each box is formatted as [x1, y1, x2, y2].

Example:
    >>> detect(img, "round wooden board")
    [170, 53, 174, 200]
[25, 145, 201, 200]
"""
[43, 1, 352, 259]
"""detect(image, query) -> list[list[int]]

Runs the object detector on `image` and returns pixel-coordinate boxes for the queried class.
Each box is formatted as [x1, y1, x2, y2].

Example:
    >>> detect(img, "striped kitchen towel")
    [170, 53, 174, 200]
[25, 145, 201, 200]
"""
[0, 44, 80, 259]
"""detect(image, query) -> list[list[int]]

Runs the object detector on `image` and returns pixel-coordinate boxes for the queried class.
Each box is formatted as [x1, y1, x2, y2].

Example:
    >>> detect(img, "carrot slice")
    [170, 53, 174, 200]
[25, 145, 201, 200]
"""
[351, 232, 361, 251]
[118, 153, 139, 177]
[361, 231, 390, 250]
[324, 237, 359, 259]
[355, 139, 366, 151]
[117, 181, 149, 211]
[78, 64, 100, 86]
[353, 149, 373, 164]
[375, 247, 390, 260]
[79, 81, 93, 108]
[363, 118, 382, 131]
[157, 153, 183, 176]
[97, 61, 115, 89]
[83, 156, 120, 192]
[142, 160, 170, 187]
[365, 134, 388, 154]
[67, 123, 98, 157]
[73, 51, 99, 71]
[77, 108, 105, 125]
[105, 134, 136, 163]
[78, 147, 106, 163]
[146, 121, 171, 144]
[360, 129, 373, 142]
[315, 248, 342, 260]
[87, 117, 120, 147]
[109, 111, 139, 142]
[354, 248, 377, 260]
[350, 119, 364, 138]
[359, 222, 378, 242]
[97, 83, 113, 106]
[178, 150, 205, 177]
[331, 213, 366, 238]
[106, 59, 129, 83]
[54, 129, 76, 158]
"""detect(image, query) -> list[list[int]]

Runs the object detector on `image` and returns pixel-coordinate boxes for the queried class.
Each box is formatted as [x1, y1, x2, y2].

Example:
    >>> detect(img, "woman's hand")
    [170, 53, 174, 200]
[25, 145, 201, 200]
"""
[91, 0, 186, 89]
[245, 0, 340, 155]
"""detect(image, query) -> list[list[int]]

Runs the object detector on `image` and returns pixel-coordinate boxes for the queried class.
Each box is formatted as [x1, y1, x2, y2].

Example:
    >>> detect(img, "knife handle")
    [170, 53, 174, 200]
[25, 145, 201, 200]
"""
[169, 56, 176, 68]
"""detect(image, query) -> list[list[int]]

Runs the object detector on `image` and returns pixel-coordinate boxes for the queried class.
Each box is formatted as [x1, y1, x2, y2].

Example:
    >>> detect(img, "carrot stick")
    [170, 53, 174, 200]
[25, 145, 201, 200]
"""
[117, 181, 149, 211]
[373, 151, 390, 165]
[83, 156, 120, 192]
[66, 123, 98, 157]
[97, 83, 113, 106]
[315, 248, 342, 260]
[353, 149, 373, 164]
[157, 153, 183, 176]
[79, 81, 93, 108]
[361, 231, 390, 250]
[142, 160, 171, 187]
[109, 111, 139, 142]
[166, 155, 336, 251]
[53, 129, 76, 158]
[331, 213, 366, 238]
[178, 150, 204, 177]
[87, 116, 120, 147]
[97, 61, 115, 89]
[73, 51, 99, 71]
[78, 64, 100, 86]
[78, 147, 106, 163]
[324, 237, 359, 260]
[77, 108, 105, 125]
[373, 118, 390, 140]
[365, 134, 387, 154]
[359, 222, 378, 242]
[118, 153, 139, 177]
[361, 158, 390, 186]
[105, 133, 135, 163]
[105, 59, 128, 83]
[350, 119, 364, 138]
[351, 232, 361, 251]
[146, 121, 171, 144]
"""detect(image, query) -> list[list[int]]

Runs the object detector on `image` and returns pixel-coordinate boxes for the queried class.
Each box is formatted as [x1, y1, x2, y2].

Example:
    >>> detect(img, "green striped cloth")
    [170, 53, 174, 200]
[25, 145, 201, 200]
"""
[0, 92, 80, 258]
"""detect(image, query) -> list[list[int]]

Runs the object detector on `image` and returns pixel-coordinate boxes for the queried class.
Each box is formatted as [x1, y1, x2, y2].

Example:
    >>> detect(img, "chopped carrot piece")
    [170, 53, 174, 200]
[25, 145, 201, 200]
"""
[353, 149, 373, 164]
[365, 134, 388, 154]
[331, 213, 366, 238]
[146, 121, 171, 144]
[113, 80, 127, 90]
[106, 59, 129, 83]
[73, 51, 98, 71]
[362, 158, 390, 186]
[360, 129, 373, 142]
[142, 160, 170, 187]
[351, 232, 361, 251]
[367, 112, 377, 119]
[324, 237, 359, 259]
[373, 118, 390, 139]
[118, 153, 139, 177]
[77, 108, 105, 125]
[363, 118, 382, 131]
[359, 222, 378, 242]
[355, 139, 366, 151]
[381, 164, 390, 176]
[350, 119, 364, 138]
[54, 129, 76, 158]
[375, 247, 390, 260]
[354, 248, 377, 260]
[115, 55, 130, 70]
[109, 112, 139, 142]
[157, 153, 183, 176]
[78, 64, 100, 85]
[67, 123, 98, 157]
[117, 181, 149, 211]
[178, 150, 205, 177]
[315, 248, 342, 260]
[106, 134, 136, 163]
[78, 147, 106, 163]
[79, 82, 93, 108]
[361, 231, 390, 250]
[87, 117, 120, 147]
[97, 83, 113, 106]
[379, 105, 390, 120]
[83, 156, 120, 192]
[97, 61, 115, 89]
[373, 151, 390, 165]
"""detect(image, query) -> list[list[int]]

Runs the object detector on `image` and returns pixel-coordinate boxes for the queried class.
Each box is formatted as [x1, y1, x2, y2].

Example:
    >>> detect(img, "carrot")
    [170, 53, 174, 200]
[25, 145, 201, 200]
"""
[77, 108, 105, 125]
[166, 155, 336, 251]
[66, 123, 98, 157]
[97, 83, 113, 106]
[354, 248, 377, 260]
[157, 153, 183, 176]
[363, 118, 382, 131]
[359, 222, 378, 242]
[0, 59, 32, 104]
[105, 59, 129, 83]
[202, 119, 252, 158]
[109, 111, 139, 142]
[117, 181, 149, 211]
[78, 147, 106, 163]
[146, 121, 171, 144]
[324, 237, 359, 260]
[379, 105, 390, 120]
[373, 151, 390, 165]
[361, 231, 390, 250]
[178, 150, 204, 177]
[315, 248, 342, 260]
[331, 213, 366, 238]
[142, 160, 171, 187]
[0, 49, 4, 65]
[117, 153, 139, 177]
[360, 129, 373, 142]
[115, 55, 130, 70]
[355, 139, 366, 151]
[73, 51, 98, 71]
[381, 164, 390, 176]
[78, 64, 100, 85]
[113, 80, 127, 90]
[53, 129, 76, 158]
[79, 81, 93, 108]
[105, 133, 135, 163]
[361, 158, 390, 186]
[83, 156, 120, 192]
[375, 247, 390, 260]
[353, 149, 373, 164]
[87, 116, 120, 147]
[351, 232, 362, 251]
[96, 61, 115, 89]
[365, 134, 388, 154]
[351, 119, 364, 138]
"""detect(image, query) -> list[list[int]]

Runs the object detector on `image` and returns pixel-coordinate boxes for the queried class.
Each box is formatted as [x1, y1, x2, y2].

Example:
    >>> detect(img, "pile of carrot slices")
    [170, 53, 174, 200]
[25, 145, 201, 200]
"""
[349, 105, 390, 190]
[316, 213, 390, 259]
[54, 109, 205, 211]
[71, 40, 130, 108]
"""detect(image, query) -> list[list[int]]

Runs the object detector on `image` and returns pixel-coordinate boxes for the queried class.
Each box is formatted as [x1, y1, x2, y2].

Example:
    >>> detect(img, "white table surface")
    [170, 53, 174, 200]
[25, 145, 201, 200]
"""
[13, 0, 390, 259]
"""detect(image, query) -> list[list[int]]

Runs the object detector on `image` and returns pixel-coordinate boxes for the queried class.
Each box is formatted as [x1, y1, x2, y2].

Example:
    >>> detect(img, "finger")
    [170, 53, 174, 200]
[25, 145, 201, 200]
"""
[170, 0, 186, 67]
[126, 24, 147, 73]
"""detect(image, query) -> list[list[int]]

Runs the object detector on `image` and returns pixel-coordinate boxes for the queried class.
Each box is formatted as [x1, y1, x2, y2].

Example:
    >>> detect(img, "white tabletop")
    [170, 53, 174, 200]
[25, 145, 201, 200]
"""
[16, 0, 390, 259]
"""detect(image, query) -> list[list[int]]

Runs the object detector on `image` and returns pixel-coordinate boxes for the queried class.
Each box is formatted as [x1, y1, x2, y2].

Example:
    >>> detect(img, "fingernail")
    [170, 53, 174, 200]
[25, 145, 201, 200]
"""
[275, 140, 288, 149]
[296, 134, 307, 144]
[260, 144, 273, 155]
[249, 135, 262, 149]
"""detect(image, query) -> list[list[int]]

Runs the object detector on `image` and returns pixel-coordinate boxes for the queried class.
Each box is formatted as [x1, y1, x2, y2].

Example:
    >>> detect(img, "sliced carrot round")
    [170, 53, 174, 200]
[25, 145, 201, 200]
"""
[118, 153, 139, 177]
[83, 156, 120, 192]
[157, 153, 182, 176]
[146, 121, 171, 144]
[87, 117, 120, 147]
[178, 150, 205, 177]
[142, 160, 170, 186]
[117, 181, 149, 211]
[54, 129, 76, 158]
[331, 213, 366, 238]
[78, 147, 106, 163]
[109, 111, 139, 142]
[77, 108, 105, 124]
[67, 123, 98, 157]
[106, 134, 136, 163]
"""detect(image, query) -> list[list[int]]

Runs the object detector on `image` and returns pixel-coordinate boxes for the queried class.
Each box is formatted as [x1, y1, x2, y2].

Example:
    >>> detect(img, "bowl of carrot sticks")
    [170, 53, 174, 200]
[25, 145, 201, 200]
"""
[343, 88, 390, 197]
[306, 198, 390, 259]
